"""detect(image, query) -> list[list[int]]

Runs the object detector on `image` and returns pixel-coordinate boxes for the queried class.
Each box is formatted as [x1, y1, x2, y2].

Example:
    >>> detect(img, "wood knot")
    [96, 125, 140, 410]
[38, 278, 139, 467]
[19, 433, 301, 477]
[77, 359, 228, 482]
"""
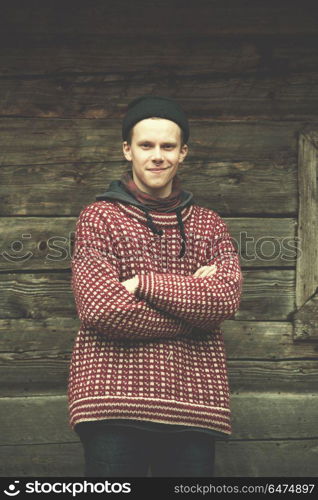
[38, 240, 47, 251]
[228, 175, 241, 185]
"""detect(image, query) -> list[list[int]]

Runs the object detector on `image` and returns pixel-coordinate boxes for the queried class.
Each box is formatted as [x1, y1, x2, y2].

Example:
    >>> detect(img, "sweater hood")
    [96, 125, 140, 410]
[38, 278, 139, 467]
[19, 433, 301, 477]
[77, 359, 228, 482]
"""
[96, 178, 194, 258]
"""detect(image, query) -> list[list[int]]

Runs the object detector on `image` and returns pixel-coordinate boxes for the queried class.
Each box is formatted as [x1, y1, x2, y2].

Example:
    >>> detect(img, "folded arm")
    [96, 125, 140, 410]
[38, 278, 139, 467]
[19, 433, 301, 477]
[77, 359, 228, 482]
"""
[71, 205, 193, 340]
[135, 215, 243, 332]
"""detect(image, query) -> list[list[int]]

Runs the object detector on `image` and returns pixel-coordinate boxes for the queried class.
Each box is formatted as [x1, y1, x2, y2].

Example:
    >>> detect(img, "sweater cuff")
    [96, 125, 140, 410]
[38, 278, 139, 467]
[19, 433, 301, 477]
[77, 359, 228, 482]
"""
[136, 272, 154, 301]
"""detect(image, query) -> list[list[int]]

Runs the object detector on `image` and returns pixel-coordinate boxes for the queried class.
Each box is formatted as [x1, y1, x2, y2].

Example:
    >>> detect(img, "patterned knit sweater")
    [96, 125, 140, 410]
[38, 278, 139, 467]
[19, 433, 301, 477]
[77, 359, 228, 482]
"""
[67, 200, 243, 436]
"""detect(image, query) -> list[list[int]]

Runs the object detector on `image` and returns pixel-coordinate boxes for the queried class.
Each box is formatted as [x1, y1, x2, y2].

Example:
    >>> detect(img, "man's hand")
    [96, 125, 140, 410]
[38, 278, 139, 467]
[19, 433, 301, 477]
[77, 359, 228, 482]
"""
[193, 264, 217, 278]
[121, 265, 217, 295]
[121, 275, 139, 294]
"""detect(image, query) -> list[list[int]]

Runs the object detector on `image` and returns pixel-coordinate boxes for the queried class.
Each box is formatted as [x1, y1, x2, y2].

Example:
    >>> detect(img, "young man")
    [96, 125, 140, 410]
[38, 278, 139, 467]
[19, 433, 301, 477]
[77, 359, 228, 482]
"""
[67, 95, 243, 477]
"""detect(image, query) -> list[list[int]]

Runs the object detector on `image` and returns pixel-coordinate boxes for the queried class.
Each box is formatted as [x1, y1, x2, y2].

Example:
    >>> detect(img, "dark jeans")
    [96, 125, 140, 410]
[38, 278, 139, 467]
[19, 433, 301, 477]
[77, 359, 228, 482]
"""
[77, 423, 215, 477]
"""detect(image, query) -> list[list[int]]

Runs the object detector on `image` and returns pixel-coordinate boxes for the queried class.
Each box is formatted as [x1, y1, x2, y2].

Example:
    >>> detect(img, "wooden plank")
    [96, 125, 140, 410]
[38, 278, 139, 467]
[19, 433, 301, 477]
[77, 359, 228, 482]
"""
[293, 128, 318, 342]
[1, 34, 318, 77]
[0, 317, 77, 353]
[0, 442, 83, 477]
[0, 393, 317, 444]
[3, 34, 258, 76]
[0, 120, 298, 216]
[0, 272, 75, 320]
[1, 1, 318, 36]
[2, 318, 318, 361]
[1, 358, 316, 395]
[0, 217, 297, 270]
[222, 320, 318, 359]
[236, 270, 295, 321]
[0, 73, 318, 120]
[1, 439, 317, 477]
[0, 160, 297, 216]
[214, 439, 318, 477]
[4, 318, 318, 396]
[1, 391, 317, 476]
[0, 119, 299, 165]
[294, 293, 318, 342]
[0, 270, 295, 321]
[228, 360, 318, 392]
[295, 128, 318, 309]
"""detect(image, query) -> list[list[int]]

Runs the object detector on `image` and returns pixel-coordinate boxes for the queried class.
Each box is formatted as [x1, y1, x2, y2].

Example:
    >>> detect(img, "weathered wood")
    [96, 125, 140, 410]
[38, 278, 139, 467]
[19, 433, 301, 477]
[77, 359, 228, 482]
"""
[1, 439, 317, 477]
[0, 358, 317, 395]
[214, 439, 318, 477]
[0, 272, 75, 320]
[293, 292, 318, 342]
[223, 320, 318, 359]
[235, 270, 295, 321]
[3, 34, 261, 76]
[0, 270, 295, 321]
[0, 442, 83, 477]
[1, 32, 318, 75]
[1, 1, 318, 36]
[0, 119, 299, 165]
[1, 319, 318, 395]
[228, 360, 318, 392]
[295, 129, 318, 308]
[0, 393, 317, 445]
[1, 34, 318, 76]
[1, 393, 317, 477]
[0, 217, 297, 270]
[1, 73, 318, 120]
[293, 128, 318, 343]
[2, 319, 317, 361]
[0, 120, 298, 216]
[0, 317, 77, 353]
[0, 160, 297, 216]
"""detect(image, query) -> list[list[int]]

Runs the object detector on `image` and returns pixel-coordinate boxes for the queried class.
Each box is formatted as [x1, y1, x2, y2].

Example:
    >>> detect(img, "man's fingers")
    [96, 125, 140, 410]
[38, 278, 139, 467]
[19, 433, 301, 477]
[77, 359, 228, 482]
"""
[193, 268, 204, 277]
[193, 265, 217, 278]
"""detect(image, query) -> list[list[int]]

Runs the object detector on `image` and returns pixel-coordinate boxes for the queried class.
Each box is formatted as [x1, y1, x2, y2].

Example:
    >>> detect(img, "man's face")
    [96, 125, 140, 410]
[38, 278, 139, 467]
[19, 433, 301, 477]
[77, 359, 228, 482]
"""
[122, 118, 188, 198]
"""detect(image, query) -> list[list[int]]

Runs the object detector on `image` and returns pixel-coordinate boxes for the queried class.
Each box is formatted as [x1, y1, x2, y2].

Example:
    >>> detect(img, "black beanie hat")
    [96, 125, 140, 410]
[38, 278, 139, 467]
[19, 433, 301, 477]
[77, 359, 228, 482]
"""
[122, 95, 189, 143]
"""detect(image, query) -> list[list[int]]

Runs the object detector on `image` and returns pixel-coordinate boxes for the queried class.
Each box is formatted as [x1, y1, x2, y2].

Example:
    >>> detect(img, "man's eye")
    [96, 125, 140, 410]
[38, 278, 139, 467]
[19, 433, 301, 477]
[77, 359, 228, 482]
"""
[141, 143, 151, 148]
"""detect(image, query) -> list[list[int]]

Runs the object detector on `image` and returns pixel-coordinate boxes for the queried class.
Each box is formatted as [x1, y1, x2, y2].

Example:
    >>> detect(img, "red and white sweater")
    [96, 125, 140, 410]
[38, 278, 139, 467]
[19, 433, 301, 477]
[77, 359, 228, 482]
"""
[67, 200, 243, 435]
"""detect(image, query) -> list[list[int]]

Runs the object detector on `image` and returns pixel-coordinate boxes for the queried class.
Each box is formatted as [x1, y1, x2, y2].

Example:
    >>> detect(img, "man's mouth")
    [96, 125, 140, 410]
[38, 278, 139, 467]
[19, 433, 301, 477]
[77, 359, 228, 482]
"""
[148, 167, 168, 172]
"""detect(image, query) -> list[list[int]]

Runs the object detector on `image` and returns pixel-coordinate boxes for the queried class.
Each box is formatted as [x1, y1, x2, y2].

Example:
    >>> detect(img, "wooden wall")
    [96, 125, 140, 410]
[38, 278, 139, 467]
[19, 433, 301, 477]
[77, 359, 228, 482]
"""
[0, 0, 318, 477]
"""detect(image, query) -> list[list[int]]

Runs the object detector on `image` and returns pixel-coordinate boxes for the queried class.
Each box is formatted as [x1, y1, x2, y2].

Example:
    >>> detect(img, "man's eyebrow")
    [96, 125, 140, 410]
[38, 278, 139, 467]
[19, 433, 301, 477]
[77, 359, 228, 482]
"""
[137, 140, 177, 145]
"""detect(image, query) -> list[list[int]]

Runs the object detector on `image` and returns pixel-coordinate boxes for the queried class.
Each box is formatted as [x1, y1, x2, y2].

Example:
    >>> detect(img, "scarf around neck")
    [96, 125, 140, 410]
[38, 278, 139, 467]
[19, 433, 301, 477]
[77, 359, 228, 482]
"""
[120, 170, 183, 212]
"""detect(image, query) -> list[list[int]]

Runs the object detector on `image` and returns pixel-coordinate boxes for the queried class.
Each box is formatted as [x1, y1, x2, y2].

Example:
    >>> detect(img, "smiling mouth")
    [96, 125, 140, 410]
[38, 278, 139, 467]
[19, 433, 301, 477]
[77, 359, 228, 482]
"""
[148, 167, 168, 171]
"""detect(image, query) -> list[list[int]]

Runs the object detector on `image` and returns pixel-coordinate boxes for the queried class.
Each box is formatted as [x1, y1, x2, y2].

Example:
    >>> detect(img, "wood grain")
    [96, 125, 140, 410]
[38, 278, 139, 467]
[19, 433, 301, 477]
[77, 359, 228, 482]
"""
[0, 393, 317, 444]
[0, 119, 298, 165]
[295, 129, 318, 308]
[1, 439, 317, 477]
[0, 160, 298, 216]
[0, 73, 317, 120]
[0, 120, 298, 216]
[0, 270, 295, 321]
[0, 358, 316, 395]
[1, 0, 318, 36]
[0, 217, 297, 270]
[2, 319, 317, 360]
[0, 394, 317, 477]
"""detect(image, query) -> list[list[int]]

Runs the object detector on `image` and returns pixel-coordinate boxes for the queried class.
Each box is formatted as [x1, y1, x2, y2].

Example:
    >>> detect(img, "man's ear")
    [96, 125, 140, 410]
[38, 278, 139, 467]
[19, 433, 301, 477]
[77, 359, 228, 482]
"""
[179, 144, 188, 163]
[122, 141, 132, 162]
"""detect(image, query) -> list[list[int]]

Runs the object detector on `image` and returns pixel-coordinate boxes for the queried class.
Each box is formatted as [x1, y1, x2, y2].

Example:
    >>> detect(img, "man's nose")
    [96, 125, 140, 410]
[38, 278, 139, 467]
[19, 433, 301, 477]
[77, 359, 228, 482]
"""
[151, 146, 164, 161]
